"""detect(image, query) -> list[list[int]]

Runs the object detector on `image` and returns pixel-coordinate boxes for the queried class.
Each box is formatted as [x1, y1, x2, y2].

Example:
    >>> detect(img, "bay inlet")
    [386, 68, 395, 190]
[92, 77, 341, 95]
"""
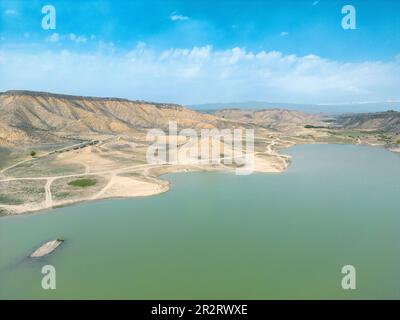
[1, 144, 400, 299]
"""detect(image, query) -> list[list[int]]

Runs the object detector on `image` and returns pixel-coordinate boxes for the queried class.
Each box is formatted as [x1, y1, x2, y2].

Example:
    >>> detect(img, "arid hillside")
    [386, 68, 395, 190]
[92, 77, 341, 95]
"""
[335, 111, 400, 134]
[0, 90, 227, 145]
[214, 108, 325, 133]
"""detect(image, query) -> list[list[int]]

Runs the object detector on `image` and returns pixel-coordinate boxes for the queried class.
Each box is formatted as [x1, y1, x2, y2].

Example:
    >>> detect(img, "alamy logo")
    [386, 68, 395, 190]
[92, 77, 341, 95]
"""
[41, 265, 56, 290]
[41, 5, 56, 30]
[146, 122, 255, 175]
[341, 265, 356, 290]
[341, 5, 356, 30]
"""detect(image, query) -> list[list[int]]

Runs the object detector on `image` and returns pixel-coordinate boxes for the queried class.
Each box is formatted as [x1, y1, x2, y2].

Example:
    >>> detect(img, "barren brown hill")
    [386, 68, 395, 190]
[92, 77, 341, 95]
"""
[335, 111, 400, 134]
[0, 90, 227, 145]
[214, 108, 325, 132]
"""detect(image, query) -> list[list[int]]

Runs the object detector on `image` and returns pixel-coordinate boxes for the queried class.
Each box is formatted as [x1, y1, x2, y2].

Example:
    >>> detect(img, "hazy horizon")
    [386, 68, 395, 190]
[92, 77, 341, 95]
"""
[3, 89, 400, 114]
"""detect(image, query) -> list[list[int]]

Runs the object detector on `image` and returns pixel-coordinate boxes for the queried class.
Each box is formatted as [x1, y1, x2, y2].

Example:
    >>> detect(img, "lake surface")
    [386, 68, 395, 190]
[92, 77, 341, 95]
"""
[1, 144, 400, 299]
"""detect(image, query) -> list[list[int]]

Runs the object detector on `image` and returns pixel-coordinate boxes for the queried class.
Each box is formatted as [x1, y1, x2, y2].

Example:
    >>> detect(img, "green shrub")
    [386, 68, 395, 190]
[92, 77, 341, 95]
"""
[68, 179, 97, 187]
[304, 125, 327, 129]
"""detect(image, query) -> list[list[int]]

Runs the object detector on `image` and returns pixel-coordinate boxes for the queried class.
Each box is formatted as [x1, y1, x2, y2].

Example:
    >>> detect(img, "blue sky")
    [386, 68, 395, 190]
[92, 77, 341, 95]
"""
[1, 0, 400, 105]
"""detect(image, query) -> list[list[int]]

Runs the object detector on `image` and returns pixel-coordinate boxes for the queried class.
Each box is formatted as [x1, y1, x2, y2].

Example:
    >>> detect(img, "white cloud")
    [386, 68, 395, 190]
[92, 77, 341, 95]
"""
[46, 33, 60, 43]
[5, 9, 17, 15]
[68, 33, 87, 44]
[45, 33, 90, 44]
[98, 41, 115, 53]
[312, 1, 319, 6]
[280, 32, 289, 37]
[0, 46, 399, 105]
[170, 14, 189, 21]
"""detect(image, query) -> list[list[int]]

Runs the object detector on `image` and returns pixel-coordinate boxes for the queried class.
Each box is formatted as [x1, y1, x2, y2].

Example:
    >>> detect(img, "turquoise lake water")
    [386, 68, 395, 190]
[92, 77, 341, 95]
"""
[1, 144, 400, 299]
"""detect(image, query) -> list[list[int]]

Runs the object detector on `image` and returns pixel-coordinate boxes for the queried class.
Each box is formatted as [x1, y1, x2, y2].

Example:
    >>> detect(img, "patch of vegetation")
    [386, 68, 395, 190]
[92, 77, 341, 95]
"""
[0, 194, 23, 205]
[336, 130, 382, 137]
[55, 192, 70, 199]
[397, 140, 400, 144]
[304, 125, 327, 129]
[30, 150, 36, 157]
[377, 134, 392, 143]
[67, 178, 98, 187]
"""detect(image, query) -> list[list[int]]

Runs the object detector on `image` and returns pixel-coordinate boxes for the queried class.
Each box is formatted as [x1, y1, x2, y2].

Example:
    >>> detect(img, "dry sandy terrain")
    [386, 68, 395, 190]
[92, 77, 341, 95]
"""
[1, 125, 396, 216]
[0, 130, 298, 215]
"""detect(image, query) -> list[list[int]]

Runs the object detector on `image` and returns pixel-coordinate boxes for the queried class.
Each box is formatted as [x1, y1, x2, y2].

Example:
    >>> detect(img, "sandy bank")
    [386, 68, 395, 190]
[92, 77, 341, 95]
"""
[0, 154, 289, 216]
[30, 239, 64, 257]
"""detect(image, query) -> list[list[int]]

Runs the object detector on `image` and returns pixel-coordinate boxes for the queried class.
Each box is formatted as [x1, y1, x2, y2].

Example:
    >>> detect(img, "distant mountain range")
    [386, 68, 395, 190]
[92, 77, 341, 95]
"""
[1, 90, 400, 147]
[0, 90, 327, 146]
[190, 101, 400, 114]
[214, 108, 324, 133]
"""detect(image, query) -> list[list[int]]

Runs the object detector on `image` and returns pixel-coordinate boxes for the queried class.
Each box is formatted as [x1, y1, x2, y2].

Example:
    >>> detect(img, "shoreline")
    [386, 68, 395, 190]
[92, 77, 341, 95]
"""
[0, 175, 172, 217]
[0, 156, 290, 217]
[1, 142, 397, 218]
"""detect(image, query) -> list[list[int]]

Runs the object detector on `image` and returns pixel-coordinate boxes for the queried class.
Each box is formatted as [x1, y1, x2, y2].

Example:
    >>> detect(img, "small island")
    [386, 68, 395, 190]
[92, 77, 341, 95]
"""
[29, 239, 64, 258]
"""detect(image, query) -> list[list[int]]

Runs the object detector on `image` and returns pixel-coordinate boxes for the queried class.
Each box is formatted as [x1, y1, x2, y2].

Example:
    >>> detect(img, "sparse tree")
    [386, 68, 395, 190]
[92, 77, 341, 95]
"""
[30, 150, 36, 157]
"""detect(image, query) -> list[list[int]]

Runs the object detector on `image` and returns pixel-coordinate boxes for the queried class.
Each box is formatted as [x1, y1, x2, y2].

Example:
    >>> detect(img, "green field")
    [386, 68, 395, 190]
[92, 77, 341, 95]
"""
[68, 178, 98, 187]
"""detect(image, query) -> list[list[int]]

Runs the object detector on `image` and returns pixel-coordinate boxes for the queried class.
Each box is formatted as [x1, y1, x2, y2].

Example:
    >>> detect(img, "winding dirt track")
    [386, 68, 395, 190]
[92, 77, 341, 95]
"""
[0, 137, 289, 212]
[44, 178, 55, 207]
